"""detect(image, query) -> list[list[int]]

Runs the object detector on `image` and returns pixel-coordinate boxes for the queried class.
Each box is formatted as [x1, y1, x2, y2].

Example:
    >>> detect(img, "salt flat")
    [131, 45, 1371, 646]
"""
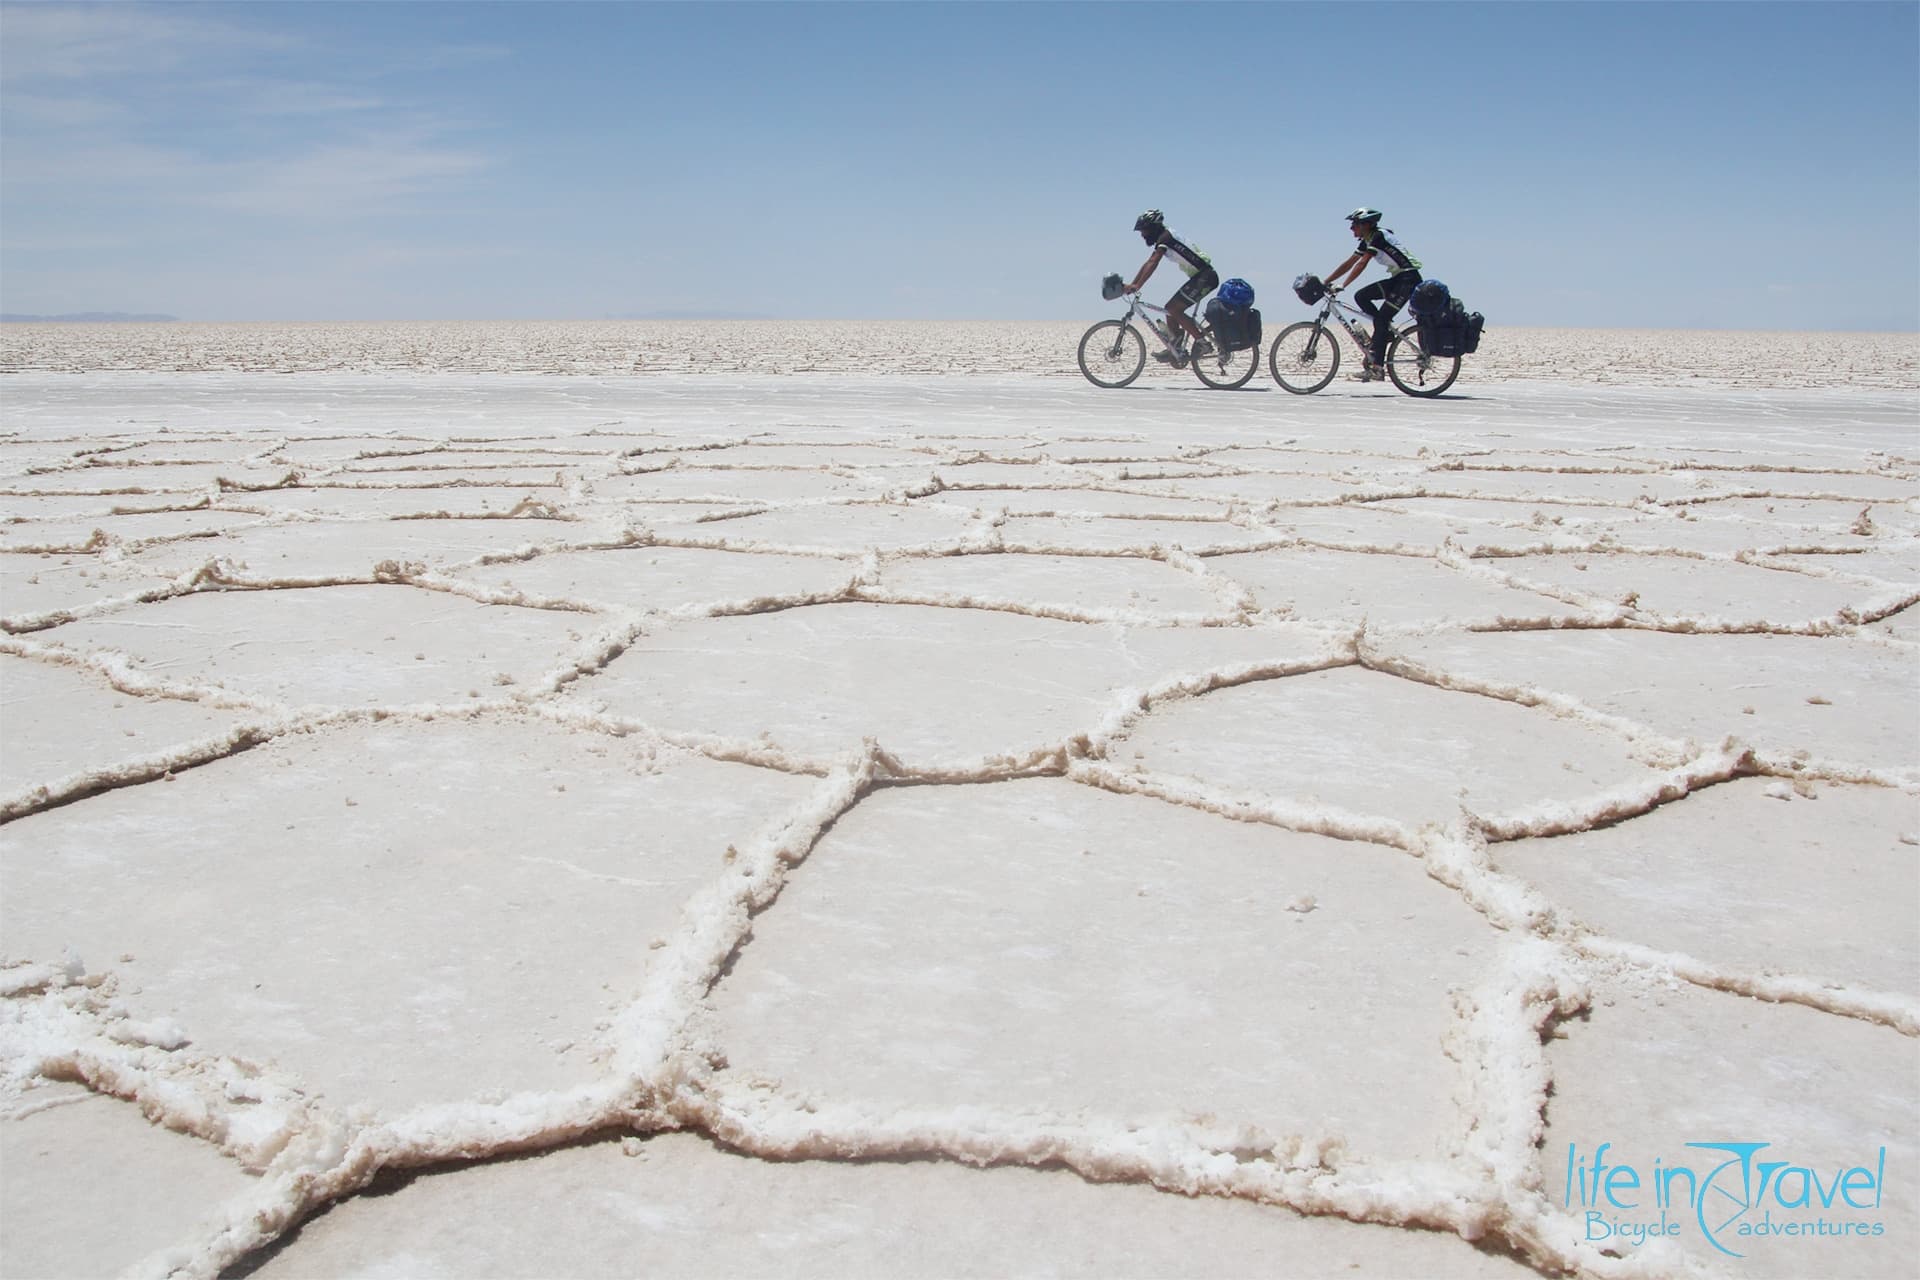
[1, 326, 1916, 1280]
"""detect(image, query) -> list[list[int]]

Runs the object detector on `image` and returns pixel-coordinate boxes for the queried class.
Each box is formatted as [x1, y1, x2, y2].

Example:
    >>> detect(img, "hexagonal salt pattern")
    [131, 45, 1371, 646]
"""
[1496, 779, 1920, 995]
[31, 583, 591, 709]
[1481, 550, 1890, 624]
[1, 370, 1912, 1279]
[0, 716, 815, 1113]
[874, 550, 1231, 619]
[1115, 666, 1660, 832]
[708, 779, 1498, 1164]
[245, 1132, 1540, 1280]
[122, 516, 582, 579]
[1379, 628, 1919, 771]
[0, 550, 177, 627]
[1209, 545, 1580, 626]
[0, 655, 253, 799]
[451, 544, 857, 614]
[560, 603, 1179, 763]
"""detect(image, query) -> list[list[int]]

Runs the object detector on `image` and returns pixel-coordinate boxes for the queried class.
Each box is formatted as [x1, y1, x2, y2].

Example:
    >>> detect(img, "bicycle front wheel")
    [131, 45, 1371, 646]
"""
[1268, 322, 1339, 394]
[1190, 334, 1260, 389]
[1077, 320, 1146, 388]
[1386, 328, 1461, 398]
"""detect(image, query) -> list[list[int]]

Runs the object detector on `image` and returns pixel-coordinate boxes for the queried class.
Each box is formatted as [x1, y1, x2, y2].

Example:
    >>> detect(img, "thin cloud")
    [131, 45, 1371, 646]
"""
[198, 77, 389, 117]
[376, 42, 514, 74]
[4, 130, 491, 218]
[1, 4, 498, 224]
[205, 135, 494, 218]
[0, 2, 291, 82]
[0, 232, 135, 253]
[0, 90, 128, 127]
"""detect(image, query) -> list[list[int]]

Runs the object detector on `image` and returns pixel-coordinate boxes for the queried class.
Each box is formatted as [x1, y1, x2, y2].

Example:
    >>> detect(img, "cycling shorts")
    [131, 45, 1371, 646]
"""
[1360, 269, 1421, 311]
[1169, 267, 1220, 310]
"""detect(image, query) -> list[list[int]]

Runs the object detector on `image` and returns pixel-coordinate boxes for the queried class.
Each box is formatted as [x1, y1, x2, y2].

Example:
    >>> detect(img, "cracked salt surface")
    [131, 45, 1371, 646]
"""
[0, 336, 1915, 1279]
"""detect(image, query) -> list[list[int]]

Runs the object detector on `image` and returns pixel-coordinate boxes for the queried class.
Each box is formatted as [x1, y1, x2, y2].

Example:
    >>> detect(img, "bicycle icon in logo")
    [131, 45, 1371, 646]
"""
[1690, 1142, 1770, 1257]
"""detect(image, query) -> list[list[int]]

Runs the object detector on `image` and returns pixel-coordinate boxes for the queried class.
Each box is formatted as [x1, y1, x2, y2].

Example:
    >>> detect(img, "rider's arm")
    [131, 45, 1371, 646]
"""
[1125, 248, 1166, 294]
[1327, 251, 1367, 288]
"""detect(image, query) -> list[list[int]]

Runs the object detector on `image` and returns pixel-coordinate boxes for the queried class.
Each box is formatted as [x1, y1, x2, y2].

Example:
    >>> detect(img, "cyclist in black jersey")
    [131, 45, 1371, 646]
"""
[1122, 209, 1219, 364]
[1325, 208, 1422, 381]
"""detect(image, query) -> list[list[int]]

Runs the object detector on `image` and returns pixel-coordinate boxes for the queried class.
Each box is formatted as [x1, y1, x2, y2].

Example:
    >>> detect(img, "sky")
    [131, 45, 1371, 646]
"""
[1, 0, 1916, 329]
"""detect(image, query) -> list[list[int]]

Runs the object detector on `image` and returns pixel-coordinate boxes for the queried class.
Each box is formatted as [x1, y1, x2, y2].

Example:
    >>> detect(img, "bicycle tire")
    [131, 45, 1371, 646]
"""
[1078, 320, 1146, 389]
[1268, 321, 1340, 394]
[1385, 327, 1460, 398]
[1190, 329, 1260, 390]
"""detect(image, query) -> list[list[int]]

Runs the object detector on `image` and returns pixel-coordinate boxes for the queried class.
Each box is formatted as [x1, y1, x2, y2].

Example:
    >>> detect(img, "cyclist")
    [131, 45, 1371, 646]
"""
[1323, 208, 1421, 381]
[1121, 209, 1218, 365]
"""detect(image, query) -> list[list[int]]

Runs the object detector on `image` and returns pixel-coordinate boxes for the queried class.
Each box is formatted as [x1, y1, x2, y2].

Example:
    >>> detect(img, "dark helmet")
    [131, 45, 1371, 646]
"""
[1347, 207, 1383, 225]
[1134, 208, 1165, 234]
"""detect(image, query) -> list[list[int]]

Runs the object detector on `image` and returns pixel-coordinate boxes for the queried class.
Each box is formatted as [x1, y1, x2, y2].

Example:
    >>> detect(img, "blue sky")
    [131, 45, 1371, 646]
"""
[2, 0, 1915, 328]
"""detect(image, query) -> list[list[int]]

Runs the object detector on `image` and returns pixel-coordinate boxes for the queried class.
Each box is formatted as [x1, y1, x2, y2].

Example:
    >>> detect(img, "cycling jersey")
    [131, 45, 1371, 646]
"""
[1357, 228, 1420, 275]
[1153, 229, 1213, 279]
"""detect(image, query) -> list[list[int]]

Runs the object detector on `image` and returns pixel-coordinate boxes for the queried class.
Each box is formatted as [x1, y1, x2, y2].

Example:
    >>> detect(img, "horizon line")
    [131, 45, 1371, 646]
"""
[3, 316, 1918, 336]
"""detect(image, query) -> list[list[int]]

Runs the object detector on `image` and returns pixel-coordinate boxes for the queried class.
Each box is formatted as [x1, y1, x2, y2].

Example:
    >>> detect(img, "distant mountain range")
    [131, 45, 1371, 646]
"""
[1, 312, 180, 323]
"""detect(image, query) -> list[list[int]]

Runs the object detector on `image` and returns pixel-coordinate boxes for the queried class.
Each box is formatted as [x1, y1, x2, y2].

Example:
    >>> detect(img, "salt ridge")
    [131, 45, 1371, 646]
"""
[1, 381, 1915, 1278]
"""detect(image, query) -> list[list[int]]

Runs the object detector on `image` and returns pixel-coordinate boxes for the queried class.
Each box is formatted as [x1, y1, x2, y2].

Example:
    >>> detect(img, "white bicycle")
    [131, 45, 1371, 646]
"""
[1077, 277, 1260, 390]
[1268, 275, 1461, 398]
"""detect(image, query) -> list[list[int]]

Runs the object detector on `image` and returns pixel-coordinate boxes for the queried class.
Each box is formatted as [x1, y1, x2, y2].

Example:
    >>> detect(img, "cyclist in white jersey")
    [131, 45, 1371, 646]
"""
[1121, 209, 1220, 364]
[1324, 207, 1423, 380]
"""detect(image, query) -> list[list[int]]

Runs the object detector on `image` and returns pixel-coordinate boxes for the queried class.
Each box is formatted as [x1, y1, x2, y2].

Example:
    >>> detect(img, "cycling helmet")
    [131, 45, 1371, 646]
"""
[1218, 278, 1255, 307]
[1134, 208, 1165, 233]
[1347, 207, 1383, 224]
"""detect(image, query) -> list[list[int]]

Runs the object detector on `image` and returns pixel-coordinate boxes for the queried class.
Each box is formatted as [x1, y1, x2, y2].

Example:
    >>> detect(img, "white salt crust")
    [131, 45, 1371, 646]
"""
[0, 362, 1914, 1280]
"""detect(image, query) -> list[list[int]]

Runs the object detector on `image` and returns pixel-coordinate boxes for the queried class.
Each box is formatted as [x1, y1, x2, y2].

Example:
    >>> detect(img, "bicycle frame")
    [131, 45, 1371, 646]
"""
[1309, 290, 1414, 360]
[1113, 293, 1188, 355]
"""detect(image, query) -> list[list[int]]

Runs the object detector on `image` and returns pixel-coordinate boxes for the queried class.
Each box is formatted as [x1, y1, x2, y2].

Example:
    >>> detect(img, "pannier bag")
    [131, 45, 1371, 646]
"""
[1410, 279, 1451, 319]
[1412, 280, 1484, 359]
[1204, 295, 1263, 354]
[1101, 273, 1126, 301]
[1292, 273, 1327, 305]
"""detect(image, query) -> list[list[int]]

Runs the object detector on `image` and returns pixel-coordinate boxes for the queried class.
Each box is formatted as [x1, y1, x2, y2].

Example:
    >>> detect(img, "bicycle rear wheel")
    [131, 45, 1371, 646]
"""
[1078, 320, 1146, 388]
[1268, 321, 1339, 394]
[1385, 328, 1460, 397]
[1190, 333, 1259, 389]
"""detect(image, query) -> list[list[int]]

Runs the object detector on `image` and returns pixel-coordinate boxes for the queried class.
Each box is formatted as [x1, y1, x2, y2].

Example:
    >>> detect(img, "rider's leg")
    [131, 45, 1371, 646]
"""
[1369, 301, 1401, 366]
[1151, 293, 1196, 363]
[1168, 272, 1216, 348]
[1167, 300, 1205, 347]
[1164, 297, 1198, 347]
[1354, 280, 1388, 363]
[1369, 271, 1420, 366]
